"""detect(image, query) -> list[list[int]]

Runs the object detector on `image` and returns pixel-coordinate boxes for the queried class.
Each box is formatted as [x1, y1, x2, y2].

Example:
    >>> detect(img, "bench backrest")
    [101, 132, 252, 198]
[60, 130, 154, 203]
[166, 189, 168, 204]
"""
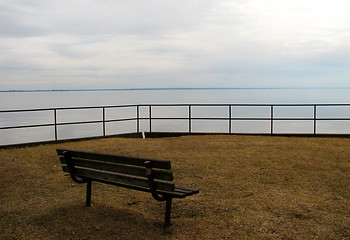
[57, 148, 175, 193]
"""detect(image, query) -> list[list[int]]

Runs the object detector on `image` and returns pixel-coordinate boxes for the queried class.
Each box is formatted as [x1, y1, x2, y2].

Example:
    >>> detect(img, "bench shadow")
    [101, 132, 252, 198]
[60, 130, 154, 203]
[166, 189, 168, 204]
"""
[28, 203, 170, 239]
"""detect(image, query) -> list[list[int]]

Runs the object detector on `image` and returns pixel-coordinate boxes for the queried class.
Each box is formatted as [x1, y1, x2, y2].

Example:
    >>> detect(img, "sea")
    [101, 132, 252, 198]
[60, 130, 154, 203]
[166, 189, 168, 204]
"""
[1, 88, 350, 145]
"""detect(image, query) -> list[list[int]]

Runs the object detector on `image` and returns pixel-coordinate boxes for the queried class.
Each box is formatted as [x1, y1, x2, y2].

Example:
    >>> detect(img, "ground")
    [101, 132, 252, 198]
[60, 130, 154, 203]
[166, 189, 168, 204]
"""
[1, 135, 349, 239]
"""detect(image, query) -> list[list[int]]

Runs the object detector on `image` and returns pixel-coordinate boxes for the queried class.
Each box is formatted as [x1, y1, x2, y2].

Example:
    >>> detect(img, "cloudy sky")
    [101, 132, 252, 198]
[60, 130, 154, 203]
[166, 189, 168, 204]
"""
[1, 0, 350, 90]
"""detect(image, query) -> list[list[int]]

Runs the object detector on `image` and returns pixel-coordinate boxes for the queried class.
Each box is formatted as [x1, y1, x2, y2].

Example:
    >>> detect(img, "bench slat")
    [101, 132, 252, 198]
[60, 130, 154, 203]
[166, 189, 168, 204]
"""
[174, 186, 200, 197]
[57, 148, 171, 170]
[89, 178, 193, 198]
[59, 157, 174, 181]
[62, 166, 175, 192]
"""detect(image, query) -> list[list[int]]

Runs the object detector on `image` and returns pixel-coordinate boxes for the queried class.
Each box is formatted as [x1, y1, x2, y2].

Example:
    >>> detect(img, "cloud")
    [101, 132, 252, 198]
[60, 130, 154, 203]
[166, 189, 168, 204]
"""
[1, 0, 350, 90]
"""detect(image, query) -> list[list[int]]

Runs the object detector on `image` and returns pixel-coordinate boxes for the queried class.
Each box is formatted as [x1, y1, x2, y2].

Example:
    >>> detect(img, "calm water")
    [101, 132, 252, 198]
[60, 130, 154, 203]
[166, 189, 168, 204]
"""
[1, 88, 350, 109]
[1, 88, 350, 145]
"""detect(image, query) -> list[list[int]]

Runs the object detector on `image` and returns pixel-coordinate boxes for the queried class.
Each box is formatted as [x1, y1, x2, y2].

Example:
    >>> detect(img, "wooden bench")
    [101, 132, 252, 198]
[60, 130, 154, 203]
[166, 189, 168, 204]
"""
[56, 148, 199, 227]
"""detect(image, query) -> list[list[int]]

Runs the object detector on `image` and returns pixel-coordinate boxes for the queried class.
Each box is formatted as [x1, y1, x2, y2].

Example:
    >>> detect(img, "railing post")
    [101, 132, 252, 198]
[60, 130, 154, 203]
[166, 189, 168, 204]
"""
[229, 105, 232, 134]
[102, 107, 106, 137]
[149, 105, 152, 133]
[270, 105, 274, 134]
[54, 109, 58, 141]
[137, 105, 140, 133]
[189, 105, 192, 133]
[313, 105, 317, 134]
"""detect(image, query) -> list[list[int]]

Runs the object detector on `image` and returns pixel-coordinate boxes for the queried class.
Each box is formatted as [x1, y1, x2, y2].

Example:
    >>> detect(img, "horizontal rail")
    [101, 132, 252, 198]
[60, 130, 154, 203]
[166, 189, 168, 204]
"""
[1, 103, 350, 145]
[138, 103, 350, 107]
[2, 103, 350, 113]
[0, 118, 139, 130]
[0, 104, 139, 113]
[0, 123, 55, 130]
[2, 116, 349, 131]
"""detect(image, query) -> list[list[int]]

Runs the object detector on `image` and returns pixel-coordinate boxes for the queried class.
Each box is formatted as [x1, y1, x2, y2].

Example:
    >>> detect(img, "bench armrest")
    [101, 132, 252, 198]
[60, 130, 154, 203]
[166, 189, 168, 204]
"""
[144, 161, 166, 201]
[63, 151, 88, 184]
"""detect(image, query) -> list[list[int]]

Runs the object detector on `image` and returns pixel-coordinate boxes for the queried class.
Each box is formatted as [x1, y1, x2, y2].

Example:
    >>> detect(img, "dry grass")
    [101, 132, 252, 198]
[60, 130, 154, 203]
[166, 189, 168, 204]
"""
[1, 135, 349, 239]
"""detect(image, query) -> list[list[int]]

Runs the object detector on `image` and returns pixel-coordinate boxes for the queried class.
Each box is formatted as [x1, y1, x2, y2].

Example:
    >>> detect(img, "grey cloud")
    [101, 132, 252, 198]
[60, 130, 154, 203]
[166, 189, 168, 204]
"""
[1, 0, 216, 38]
[0, 17, 44, 37]
[50, 44, 92, 59]
[0, 3, 45, 37]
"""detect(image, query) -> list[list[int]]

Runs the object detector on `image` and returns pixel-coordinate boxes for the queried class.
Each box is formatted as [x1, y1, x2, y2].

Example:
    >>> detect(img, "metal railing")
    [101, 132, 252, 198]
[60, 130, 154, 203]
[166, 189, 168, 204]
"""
[1, 104, 350, 145]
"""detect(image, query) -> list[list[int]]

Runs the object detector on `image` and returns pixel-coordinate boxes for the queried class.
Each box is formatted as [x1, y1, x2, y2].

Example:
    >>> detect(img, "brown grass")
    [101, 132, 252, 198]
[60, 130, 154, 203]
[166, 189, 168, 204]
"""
[1, 135, 349, 239]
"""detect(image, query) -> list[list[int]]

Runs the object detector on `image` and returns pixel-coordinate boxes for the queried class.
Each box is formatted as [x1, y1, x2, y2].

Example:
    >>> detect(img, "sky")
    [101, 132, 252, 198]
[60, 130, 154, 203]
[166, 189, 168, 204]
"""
[1, 0, 350, 90]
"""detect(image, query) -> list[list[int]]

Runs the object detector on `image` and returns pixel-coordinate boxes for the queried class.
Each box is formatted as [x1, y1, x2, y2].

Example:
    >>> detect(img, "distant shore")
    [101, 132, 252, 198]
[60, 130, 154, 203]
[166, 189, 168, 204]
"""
[1, 87, 349, 93]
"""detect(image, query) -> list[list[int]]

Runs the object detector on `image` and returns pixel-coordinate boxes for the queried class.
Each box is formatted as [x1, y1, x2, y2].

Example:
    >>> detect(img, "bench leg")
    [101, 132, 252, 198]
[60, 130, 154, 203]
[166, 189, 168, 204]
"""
[164, 198, 172, 227]
[86, 180, 92, 206]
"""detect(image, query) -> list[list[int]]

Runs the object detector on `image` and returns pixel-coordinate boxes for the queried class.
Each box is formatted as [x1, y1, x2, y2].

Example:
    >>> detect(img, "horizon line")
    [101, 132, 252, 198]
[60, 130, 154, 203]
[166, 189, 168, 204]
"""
[1, 87, 349, 93]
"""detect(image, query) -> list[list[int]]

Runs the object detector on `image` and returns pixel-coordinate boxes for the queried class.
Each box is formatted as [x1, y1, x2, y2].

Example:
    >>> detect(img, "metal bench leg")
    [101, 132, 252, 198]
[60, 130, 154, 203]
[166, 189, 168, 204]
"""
[164, 198, 172, 227]
[86, 180, 92, 206]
